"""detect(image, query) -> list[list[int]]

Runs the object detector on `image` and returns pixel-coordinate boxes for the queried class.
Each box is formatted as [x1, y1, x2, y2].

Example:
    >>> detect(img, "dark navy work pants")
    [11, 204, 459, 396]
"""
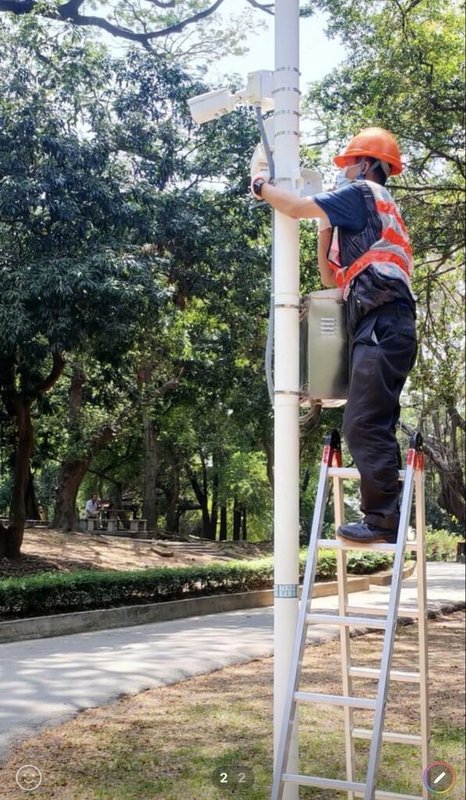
[342, 302, 417, 531]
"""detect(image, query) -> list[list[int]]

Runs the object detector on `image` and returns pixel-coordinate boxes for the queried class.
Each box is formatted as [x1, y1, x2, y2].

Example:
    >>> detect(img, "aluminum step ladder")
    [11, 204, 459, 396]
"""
[271, 430, 430, 800]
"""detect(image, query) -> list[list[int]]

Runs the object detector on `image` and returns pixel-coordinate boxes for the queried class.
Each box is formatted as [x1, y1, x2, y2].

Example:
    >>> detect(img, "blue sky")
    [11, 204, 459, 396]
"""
[208, 4, 345, 91]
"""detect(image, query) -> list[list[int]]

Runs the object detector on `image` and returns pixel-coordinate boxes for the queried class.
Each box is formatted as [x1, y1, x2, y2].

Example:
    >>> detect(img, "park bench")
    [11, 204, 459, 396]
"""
[79, 517, 147, 535]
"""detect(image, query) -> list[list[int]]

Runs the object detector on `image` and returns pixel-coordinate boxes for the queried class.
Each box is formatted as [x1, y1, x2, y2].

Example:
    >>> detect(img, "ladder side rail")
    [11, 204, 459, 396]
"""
[414, 454, 430, 798]
[363, 444, 418, 800]
[270, 437, 335, 800]
[334, 472, 357, 800]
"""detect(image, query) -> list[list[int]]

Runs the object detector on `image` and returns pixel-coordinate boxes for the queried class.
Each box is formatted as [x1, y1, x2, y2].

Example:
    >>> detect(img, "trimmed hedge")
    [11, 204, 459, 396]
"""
[0, 551, 394, 621]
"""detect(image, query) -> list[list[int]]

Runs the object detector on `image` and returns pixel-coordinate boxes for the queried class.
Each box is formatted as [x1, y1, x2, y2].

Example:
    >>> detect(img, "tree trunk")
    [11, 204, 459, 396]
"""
[142, 412, 159, 533]
[219, 505, 227, 541]
[262, 437, 274, 492]
[25, 467, 40, 520]
[186, 462, 214, 540]
[0, 351, 65, 557]
[241, 507, 247, 541]
[432, 412, 465, 523]
[53, 425, 115, 530]
[165, 464, 180, 533]
[233, 497, 241, 542]
[138, 368, 182, 535]
[53, 459, 93, 531]
[0, 398, 34, 558]
[401, 417, 465, 524]
[210, 469, 219, 542]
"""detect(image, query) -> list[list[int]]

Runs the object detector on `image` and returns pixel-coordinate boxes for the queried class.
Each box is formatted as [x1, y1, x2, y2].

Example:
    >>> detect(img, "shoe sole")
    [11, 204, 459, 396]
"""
[336, 532, 397, 545]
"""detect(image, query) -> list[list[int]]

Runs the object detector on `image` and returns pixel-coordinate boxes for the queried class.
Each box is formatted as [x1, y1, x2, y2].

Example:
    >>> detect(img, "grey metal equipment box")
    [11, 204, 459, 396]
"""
[300, 288, 348, 408]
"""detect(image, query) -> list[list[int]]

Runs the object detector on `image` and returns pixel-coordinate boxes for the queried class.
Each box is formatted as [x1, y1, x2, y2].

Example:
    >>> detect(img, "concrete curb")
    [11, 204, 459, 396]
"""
[0, 563, 416, 644]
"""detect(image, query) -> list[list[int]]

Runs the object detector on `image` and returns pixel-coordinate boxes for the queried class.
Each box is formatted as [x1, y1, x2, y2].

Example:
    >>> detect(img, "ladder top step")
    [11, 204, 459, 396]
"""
[328, 466, 406, 480]
[317, 538, 418, 552]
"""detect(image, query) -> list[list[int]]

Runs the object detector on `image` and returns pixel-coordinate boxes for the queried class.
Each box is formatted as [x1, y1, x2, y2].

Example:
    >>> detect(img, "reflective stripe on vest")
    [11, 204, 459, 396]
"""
[329, 184, 413, 291]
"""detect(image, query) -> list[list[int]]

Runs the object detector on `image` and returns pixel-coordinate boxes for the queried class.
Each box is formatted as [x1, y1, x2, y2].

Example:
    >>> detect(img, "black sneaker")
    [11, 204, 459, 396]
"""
[337, 521, 397, 544]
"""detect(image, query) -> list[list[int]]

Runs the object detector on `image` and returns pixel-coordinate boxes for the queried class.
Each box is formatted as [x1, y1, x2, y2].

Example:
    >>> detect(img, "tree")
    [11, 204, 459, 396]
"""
[0, 22, 180, 555]
[0, 12, 278, 551]
[0, 0, 274, 47]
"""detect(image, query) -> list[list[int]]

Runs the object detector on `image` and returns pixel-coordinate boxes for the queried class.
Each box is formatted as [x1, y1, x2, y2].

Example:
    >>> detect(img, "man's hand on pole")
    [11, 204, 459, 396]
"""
[250, 143, 270, 199]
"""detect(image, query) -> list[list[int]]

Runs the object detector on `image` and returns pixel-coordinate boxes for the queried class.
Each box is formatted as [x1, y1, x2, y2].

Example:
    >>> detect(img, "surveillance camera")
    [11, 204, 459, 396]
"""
[188, 88, 238, 125]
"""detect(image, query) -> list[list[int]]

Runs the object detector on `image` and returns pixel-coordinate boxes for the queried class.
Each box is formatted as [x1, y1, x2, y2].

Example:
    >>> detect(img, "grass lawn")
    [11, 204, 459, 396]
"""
[0, 611, 464, 799]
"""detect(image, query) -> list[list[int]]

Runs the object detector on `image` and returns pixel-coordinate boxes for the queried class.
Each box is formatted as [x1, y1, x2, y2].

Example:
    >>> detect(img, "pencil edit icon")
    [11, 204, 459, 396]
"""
[423, 761, 456, 795]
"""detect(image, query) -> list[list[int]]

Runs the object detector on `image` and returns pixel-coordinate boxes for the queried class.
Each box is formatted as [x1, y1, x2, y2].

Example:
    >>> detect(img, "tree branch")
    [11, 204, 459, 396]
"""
[58, 0, 227, 43]
[36, 351, 66, 396]
[447, 406, 466, 434]
[0, 0, 231, 42]
[246, 0, 274, 14]
[0, 1, 35, 13]
[58, 0, 85, 15]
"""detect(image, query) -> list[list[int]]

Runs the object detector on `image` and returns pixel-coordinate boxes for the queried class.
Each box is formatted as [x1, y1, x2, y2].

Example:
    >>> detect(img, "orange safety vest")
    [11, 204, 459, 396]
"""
[328, 182, 414, 297]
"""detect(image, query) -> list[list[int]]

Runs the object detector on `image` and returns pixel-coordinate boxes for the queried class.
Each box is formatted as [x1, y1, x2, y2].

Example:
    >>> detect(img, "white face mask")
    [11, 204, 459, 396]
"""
[335, 167, 352, 189]
[335, 159, 365, 189]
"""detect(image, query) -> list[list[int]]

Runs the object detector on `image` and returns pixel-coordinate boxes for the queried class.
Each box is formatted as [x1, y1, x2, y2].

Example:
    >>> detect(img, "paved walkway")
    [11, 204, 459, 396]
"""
[0, 562, 464, 761]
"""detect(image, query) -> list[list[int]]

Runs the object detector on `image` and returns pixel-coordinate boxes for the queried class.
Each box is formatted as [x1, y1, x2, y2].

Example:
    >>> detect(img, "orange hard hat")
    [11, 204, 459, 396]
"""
[333, 127, 403, 175]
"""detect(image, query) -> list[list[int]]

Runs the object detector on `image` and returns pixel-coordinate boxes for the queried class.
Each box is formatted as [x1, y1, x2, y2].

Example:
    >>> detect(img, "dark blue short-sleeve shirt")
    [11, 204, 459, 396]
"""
[313, 183, 368, 232]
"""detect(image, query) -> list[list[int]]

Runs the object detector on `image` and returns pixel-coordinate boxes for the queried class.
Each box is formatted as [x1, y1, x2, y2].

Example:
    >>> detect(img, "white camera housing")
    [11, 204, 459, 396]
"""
[246, 71, 274, 112]
[301, 168, 323, 196]
[188, 71, 275, 125]
[188, 88, 238, 125]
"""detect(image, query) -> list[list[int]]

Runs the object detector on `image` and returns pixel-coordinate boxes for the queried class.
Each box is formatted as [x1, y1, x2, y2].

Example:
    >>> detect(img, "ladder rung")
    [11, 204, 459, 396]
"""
[295, 691, 376, 710]
[283, 773, 365, 792]
[349, 666, 421, 683]
[346, 605, 420, 620]
[307, 612, 387, 629]
[352, 727, 422, 746]
[354, 791, 423, 800]
[318, 538, 397, 553]
[397, 606, 420, 618]
[317, 537, 418, 553]
[328, 467, 406, 481]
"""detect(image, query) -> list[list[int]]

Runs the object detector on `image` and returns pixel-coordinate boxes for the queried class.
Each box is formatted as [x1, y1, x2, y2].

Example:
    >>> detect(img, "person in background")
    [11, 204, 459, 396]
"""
[85, 493, 101, 519]
[250, 127, 417, 544]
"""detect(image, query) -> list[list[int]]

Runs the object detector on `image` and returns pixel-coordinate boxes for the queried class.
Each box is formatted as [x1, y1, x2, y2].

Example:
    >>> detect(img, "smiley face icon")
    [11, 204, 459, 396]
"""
[15, 765, 42, 792]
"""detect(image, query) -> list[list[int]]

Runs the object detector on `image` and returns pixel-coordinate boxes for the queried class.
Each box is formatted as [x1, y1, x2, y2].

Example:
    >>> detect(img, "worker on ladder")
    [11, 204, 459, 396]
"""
[251, 127, 417, 544]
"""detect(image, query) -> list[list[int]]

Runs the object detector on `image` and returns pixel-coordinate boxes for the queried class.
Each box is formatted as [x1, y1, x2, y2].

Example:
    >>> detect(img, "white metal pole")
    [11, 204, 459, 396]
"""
[273, 2, 300, 798]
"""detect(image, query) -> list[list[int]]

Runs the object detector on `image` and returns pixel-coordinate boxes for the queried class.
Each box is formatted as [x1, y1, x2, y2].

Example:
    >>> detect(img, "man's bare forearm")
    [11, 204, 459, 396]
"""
[318, 228, 338, 287]
[260, 182, 330, 223]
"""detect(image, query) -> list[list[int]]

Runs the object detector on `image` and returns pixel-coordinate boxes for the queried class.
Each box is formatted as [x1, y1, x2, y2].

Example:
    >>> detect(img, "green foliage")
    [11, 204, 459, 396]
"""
[300, 548, 394, 579]
[0, 1, 267, 66]
[425, 528, 463, 562]
[2, 1, 462, 544]
[0, 473, 12, 515]
[0, 15, 276, 542]
[0, 550, 395, 619]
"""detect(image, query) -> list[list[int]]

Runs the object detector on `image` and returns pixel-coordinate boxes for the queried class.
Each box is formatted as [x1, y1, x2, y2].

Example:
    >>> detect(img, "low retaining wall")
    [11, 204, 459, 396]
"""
[0, 564, 415, 644]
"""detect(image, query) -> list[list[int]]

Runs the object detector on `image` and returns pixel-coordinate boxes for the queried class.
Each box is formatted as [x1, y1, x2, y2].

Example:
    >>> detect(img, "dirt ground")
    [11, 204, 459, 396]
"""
[0, 529, 273, 579]
[0, 611, 464, 799]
